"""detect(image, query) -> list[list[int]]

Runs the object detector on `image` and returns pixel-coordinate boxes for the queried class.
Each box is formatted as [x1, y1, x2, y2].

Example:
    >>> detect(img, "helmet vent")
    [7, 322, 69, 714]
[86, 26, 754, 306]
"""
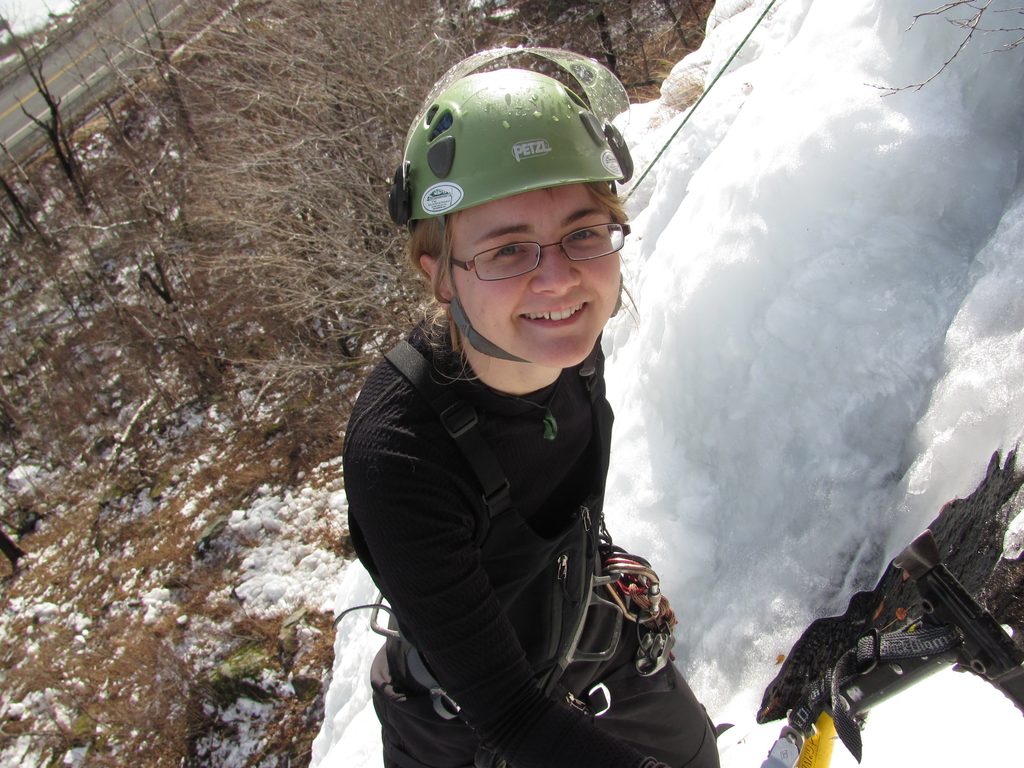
[427, 136, 456, 178]
[428, 111, 454, 142]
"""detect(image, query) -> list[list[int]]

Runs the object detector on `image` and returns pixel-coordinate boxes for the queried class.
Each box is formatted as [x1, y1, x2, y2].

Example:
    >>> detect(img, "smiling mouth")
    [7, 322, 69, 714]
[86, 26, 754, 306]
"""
[522, 303, 584, 321]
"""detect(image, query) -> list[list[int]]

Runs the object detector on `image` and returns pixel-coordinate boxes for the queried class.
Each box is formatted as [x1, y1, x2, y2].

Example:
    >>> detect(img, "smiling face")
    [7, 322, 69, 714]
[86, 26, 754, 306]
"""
[420, 183, 622, 394]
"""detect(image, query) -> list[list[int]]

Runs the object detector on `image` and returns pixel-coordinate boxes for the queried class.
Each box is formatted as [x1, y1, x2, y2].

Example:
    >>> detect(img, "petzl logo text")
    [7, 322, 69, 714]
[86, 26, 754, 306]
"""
[512, 139, 552, 162]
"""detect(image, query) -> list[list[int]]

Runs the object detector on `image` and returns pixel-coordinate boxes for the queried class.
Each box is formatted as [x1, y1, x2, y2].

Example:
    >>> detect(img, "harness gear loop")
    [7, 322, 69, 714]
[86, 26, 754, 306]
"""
[588, 682, 612, 717]
[596, 538, 678, 676]
[332, 594, 400, 639]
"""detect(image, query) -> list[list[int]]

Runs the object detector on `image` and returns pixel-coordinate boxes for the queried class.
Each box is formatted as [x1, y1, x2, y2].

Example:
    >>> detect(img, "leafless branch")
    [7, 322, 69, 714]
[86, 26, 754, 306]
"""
[876, 0, 1023, 94]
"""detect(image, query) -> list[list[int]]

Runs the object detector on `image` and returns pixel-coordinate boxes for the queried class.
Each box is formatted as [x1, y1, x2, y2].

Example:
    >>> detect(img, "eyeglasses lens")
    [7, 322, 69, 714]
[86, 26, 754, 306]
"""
[474, 224, 624, 280]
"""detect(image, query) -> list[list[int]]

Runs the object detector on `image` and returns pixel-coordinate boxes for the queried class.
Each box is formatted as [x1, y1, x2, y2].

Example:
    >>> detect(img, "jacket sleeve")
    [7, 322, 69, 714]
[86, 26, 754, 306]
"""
[343, 374, 668, 768]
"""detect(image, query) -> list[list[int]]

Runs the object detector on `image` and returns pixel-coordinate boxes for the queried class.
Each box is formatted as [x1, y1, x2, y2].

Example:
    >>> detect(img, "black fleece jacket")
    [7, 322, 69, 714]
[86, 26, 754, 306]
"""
[343, 324, 666, 768]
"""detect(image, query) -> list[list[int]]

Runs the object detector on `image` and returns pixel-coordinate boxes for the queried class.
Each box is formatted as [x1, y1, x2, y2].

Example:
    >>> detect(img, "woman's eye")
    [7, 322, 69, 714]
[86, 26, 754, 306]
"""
[494, 243, 527, 258]
[568, 227, 597, 241]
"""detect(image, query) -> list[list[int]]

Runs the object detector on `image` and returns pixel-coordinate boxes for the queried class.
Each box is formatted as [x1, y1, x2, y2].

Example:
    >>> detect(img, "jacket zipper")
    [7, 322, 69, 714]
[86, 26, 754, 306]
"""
[546, 553, 568, 663]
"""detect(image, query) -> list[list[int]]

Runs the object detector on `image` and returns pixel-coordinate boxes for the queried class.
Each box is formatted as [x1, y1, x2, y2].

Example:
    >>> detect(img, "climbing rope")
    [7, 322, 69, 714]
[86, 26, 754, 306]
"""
[626, 0, 782, 199]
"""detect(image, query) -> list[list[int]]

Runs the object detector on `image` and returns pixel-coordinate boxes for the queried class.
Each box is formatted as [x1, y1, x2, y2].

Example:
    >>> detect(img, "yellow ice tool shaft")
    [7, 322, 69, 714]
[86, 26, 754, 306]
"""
[797, 713, 837, 768]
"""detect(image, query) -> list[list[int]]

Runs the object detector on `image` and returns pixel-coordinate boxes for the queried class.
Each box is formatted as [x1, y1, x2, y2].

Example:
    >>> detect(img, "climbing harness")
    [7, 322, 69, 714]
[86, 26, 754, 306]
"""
[337, 337, 685, 768]
[626, 0, 782, 199]
[371, 340, 610, 707]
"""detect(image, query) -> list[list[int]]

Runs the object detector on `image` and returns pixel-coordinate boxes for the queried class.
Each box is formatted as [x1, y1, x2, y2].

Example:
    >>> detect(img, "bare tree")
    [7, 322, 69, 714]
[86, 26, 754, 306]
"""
[0, 170, 32, 240]
[1, 18, 90, 207]
[657, 0, 692, 48]
[129, 0, 206, 155]
[0, 138, 52, 242]
[1, 527, 26, 571]
[885, 0, 1024, 93]
[184, 0, 465, 378]
[593, 2, 619, 73]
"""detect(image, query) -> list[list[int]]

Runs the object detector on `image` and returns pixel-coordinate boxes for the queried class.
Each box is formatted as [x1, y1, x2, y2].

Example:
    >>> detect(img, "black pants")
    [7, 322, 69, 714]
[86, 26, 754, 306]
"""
[370, 618, 720, 768]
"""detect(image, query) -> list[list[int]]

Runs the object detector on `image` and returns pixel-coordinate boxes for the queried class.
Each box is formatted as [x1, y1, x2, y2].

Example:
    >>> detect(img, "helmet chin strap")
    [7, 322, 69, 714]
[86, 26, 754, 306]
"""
[450, 296, 530, 363]
[450, 295, 606, 378]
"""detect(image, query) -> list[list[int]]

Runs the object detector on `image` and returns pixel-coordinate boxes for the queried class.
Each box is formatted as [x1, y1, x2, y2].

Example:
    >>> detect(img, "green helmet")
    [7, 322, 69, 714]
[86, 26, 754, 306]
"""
[388, 49, 633, 226]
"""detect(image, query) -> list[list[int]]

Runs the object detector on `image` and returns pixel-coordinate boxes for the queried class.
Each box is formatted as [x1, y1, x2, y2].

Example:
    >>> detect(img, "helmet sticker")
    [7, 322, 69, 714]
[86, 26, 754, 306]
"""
[600, 149, 622, 177]
[512, 139, 553, 162]
[421, 182, 465, 214]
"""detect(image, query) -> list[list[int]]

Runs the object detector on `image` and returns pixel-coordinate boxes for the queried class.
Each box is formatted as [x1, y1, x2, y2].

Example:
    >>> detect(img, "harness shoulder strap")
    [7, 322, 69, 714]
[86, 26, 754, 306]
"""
[385, 340, 513, 521]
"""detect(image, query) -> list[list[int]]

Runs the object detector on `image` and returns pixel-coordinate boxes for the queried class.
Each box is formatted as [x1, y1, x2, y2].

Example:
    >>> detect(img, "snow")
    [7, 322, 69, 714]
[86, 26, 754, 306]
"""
[141, 587, 172, 625]
[0, 450, 350, 767]
[192, 696, 279, 768]
[0, 0, 75, 35]
[29, 601, 58, 623]
[312, 1, 1024, 767]
[1008, 507, 1024, 560]
[5, 464, 44, 495]
[226, 483, 350, 618]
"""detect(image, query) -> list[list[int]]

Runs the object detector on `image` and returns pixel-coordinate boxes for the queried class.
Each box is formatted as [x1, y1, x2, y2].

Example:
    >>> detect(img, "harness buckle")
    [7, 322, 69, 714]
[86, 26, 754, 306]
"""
[439, 401, 478, 438]
[407, 646, 461, 720]
[482, 480, 512, 512]
[431, 690, 461, 721]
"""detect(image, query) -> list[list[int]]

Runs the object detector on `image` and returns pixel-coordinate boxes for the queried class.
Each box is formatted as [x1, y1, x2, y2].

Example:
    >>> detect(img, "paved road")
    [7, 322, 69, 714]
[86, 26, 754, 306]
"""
[1, 0, 190, 165]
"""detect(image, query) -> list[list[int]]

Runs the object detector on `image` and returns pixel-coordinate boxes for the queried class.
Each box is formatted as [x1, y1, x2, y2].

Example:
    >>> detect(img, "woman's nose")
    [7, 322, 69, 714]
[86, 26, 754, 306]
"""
[530, 243, 581, 291]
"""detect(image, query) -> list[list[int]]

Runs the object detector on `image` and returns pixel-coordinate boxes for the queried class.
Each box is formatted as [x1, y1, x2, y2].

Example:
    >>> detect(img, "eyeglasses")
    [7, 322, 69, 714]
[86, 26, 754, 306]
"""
[452, 223, 629, 281]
